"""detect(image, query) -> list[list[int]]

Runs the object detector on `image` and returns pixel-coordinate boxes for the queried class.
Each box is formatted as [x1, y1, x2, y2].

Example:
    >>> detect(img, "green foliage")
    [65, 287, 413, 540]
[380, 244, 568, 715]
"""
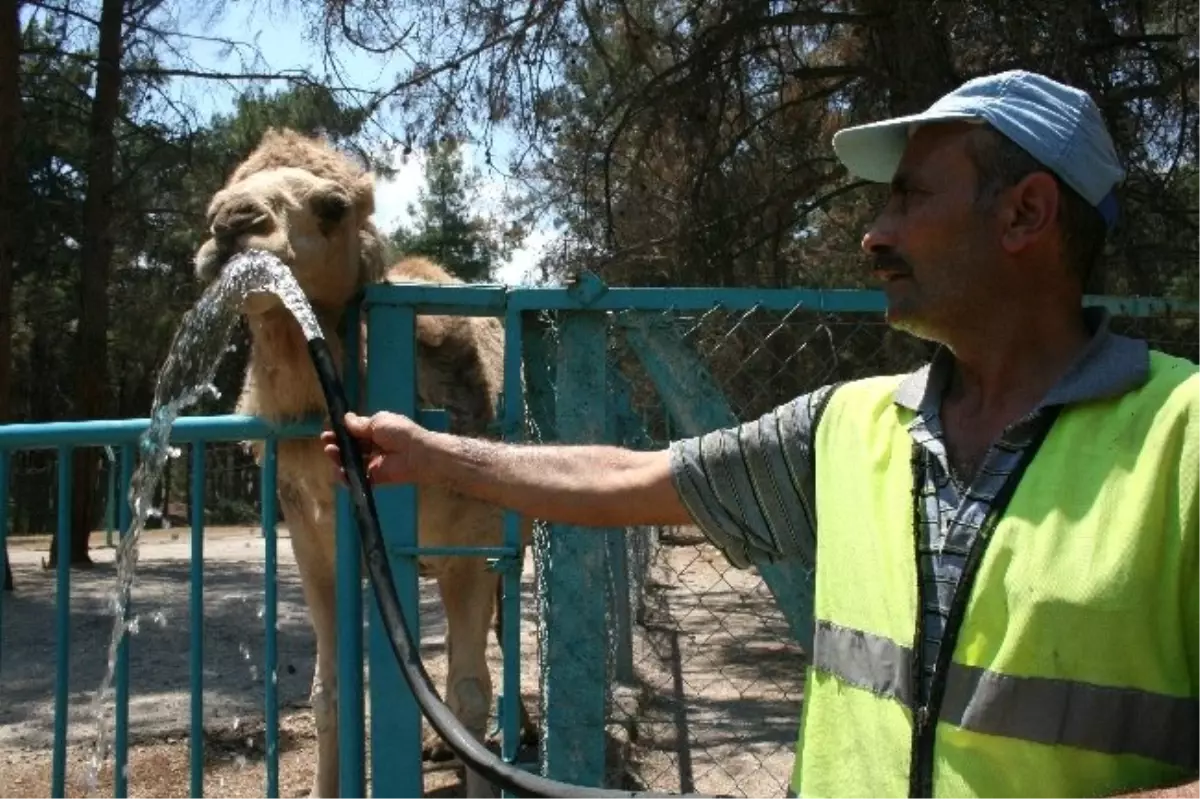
[390, 138, 521, 282]
[6, 9, 378, 533]
[325, 0, 1196, 299]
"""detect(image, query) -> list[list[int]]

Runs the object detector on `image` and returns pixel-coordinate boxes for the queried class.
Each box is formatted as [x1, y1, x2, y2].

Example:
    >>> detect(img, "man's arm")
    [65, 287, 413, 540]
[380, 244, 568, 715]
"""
[324, 411, 693, 529]
[327, 377, 836, 567]
[423, 432, 694, 528]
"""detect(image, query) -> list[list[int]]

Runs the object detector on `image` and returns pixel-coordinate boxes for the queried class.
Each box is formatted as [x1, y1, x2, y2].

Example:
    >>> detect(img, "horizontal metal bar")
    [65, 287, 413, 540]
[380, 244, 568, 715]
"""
[387, 545, 524, 558]
[511, 287, 893, 313]
[0, 415, 324, 450]
[364, 284, 892, 314]
[365, 281, 510, 313]
[363, 283, 1199, 318]
[0, 407, 453, 451]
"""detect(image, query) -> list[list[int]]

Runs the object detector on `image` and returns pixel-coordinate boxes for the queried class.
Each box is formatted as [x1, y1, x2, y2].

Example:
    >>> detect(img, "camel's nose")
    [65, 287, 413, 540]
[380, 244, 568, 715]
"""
[210, 197, 272, 239]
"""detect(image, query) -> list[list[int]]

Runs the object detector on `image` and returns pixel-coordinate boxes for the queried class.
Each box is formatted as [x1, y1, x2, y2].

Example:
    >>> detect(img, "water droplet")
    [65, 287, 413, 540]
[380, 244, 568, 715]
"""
[233, 716, 241, 731]
[256, 603, 265, 619]
[239, 642, 251, 661]
[235, 754, 248, 769]
[250, 664, 259, 680]
[83, 249, 323, 774]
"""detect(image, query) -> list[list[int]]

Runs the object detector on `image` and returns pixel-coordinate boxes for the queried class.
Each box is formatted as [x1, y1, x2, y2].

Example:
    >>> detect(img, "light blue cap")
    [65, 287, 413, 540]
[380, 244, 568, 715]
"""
[832, 70, 1125, 228]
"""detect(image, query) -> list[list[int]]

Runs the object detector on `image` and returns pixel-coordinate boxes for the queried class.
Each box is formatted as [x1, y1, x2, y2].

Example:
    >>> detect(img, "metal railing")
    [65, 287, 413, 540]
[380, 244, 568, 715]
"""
[0, 416, 312, 797]
[1, 280, 1195, 797]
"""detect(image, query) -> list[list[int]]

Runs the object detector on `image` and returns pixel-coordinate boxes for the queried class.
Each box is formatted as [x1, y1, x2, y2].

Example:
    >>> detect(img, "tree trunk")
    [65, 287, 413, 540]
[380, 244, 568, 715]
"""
[863, 0, 959, 114]
[51, 0, 126, 568]
[0, 1, 24, 587]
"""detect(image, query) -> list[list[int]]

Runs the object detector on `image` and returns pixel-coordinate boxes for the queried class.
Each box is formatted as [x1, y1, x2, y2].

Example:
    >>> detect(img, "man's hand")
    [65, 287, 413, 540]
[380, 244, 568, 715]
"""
[320, 411, 427, 486]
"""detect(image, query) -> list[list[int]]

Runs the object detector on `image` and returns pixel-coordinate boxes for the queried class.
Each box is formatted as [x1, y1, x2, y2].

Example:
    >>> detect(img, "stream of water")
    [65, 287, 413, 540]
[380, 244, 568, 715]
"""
[85, 249, 322, 791]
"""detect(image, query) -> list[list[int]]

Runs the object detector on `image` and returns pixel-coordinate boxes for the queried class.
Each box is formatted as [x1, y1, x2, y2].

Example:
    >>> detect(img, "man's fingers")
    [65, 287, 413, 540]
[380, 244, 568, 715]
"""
[343, 412, 370, 436]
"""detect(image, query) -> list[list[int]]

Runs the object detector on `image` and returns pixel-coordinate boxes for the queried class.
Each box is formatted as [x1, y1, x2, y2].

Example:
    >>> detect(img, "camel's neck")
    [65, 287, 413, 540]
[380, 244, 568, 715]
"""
[240, 306, 345, 422]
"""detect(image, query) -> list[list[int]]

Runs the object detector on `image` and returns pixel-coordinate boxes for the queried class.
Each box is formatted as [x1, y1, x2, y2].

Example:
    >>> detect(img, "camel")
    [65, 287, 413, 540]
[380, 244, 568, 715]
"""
[193, 128, 536, 797]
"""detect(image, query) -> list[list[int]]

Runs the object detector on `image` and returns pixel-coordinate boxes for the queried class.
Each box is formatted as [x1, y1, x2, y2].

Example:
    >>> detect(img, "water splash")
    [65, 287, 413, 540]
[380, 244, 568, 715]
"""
[85, 249, 322, 791]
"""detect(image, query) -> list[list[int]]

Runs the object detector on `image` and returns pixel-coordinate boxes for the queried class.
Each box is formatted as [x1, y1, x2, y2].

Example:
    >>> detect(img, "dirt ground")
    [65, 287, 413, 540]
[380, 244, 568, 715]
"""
[0, 527, 805, 798]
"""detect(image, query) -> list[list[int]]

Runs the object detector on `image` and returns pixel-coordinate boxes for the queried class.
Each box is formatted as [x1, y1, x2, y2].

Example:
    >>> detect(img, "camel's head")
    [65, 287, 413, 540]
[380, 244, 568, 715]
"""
[194, 128, 387, 316]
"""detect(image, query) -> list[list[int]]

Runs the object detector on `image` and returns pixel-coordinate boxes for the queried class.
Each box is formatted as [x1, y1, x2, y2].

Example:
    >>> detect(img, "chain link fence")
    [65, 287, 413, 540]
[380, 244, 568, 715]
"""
[5, 294, 1195, 796]
[523, 299, 1199, 797]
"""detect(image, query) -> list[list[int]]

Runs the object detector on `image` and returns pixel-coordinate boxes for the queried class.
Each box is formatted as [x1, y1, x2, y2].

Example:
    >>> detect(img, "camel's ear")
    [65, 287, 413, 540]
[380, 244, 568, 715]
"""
[351, 173, 376, 220]
[358, 221, 388, 285]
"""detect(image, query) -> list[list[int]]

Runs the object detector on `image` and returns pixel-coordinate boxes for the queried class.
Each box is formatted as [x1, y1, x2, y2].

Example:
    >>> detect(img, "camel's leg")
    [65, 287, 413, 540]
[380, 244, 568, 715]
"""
[438, 558, 500, 797]
[281, 486, 340, 798]
[490, 559, 540, 751]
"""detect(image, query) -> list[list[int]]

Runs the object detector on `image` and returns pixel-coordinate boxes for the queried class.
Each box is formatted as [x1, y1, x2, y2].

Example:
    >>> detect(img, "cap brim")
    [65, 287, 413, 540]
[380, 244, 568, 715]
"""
[832, 110, 980, 183]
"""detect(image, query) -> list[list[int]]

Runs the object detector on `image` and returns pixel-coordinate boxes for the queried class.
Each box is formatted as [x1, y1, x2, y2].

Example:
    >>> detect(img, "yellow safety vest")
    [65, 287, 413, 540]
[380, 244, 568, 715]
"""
[791, 350, 1199, 798]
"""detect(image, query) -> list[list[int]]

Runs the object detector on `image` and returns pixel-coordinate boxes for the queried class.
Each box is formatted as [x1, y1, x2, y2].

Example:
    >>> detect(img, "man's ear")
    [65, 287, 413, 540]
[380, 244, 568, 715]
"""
[1000, 171, 1060, 254]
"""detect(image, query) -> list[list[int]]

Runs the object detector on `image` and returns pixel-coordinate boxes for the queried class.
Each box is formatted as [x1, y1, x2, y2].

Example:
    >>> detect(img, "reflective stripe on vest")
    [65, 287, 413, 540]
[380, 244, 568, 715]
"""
[813, 619, 1200, 772]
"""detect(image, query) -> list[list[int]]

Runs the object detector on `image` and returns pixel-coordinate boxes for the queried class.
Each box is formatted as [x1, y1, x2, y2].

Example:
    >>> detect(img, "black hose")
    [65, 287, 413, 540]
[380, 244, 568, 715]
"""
[308, 337, 701, 799]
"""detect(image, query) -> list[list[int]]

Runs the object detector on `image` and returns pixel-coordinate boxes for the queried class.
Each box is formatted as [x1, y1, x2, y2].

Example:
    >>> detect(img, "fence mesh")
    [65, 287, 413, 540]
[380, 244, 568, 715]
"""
[3, 298, 1195, 798]
[525, 301, 1199, 797]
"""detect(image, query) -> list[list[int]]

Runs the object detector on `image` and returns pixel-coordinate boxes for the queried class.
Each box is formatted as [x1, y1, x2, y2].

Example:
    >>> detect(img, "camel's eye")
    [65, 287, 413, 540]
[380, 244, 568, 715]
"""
[311, 190, 350, 226]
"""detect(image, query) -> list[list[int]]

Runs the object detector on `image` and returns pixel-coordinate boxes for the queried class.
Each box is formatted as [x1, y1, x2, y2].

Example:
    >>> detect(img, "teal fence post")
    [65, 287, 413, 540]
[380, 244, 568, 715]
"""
[499, 305, 526, 784]
[540, 310, 611, 787]
[52, 447, 72, 798]
[336, 303, 366, 798]
[364, 301, 423, 797]
[115, 444, 134, 799]
[262, 437, 280, 798]
[103, 446, 116, 548]
[623, 316, 816, 651]
[190, 443, 206, 798]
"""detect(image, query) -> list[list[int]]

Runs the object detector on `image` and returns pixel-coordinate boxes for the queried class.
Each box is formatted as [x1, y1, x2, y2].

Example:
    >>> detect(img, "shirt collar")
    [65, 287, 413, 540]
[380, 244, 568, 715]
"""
[894, 307, 1150, 414]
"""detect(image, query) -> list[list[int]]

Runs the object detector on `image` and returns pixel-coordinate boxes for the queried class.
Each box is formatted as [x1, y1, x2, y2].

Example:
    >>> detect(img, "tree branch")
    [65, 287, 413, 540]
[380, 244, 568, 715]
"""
[23, 0, 99, 28]
[1105, 64, 1195, 104]
[19, 46, 318, 83]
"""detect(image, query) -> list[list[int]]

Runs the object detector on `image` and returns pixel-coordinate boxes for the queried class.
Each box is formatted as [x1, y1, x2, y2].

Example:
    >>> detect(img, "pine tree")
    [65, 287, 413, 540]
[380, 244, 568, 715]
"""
[391, 139, 513, 283]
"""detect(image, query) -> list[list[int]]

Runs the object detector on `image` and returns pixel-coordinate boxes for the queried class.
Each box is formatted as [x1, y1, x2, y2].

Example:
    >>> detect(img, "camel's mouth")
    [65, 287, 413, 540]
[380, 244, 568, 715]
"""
[197, 236, 294, 280]
[195, 240, 297, 317]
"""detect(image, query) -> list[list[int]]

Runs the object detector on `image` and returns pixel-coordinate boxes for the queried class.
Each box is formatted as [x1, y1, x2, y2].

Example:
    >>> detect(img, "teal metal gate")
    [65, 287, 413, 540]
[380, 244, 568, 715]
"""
[1, 279, 1195, 797]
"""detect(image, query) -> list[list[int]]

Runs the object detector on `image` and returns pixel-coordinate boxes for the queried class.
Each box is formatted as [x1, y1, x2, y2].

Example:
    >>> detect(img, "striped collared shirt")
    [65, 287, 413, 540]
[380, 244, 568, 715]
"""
[668, 309, 1150, 697]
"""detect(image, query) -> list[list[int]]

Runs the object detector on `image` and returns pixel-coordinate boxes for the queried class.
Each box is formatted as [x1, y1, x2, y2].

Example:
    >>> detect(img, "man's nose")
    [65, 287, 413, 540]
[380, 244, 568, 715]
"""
[861, 215, 896, 256]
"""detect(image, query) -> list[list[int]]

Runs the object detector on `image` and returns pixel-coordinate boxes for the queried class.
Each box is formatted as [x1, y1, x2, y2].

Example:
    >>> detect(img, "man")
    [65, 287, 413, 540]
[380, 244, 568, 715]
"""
[323, 71, 1198, 797]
